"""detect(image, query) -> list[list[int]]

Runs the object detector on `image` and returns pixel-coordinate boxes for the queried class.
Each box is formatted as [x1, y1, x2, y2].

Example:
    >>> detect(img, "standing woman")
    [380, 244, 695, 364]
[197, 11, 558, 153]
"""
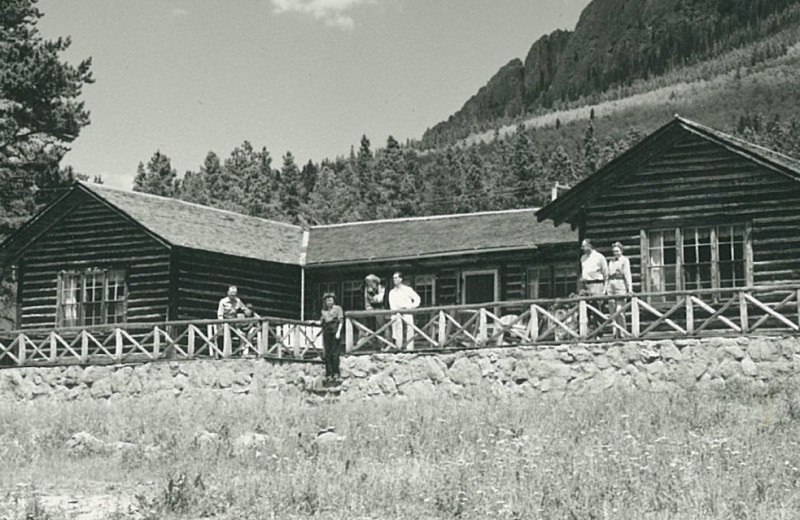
[320, 292, 344, 384]
[606, 242, 633, 338]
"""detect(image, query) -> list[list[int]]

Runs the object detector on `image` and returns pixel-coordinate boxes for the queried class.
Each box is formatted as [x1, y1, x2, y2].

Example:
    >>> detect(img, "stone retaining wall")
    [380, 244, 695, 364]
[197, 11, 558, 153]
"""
[1, 336, 799, 402]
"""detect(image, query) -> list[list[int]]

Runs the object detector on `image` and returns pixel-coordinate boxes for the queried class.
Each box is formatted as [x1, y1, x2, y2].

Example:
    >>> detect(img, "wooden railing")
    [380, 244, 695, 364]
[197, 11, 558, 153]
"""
[1, 286, 799, 367]
[0, 317, 323, 368]
[342, 285, 800, 352]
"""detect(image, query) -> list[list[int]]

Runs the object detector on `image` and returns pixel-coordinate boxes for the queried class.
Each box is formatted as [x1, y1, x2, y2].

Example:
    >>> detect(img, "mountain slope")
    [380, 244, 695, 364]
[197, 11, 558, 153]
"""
[422, 0, 800, 147]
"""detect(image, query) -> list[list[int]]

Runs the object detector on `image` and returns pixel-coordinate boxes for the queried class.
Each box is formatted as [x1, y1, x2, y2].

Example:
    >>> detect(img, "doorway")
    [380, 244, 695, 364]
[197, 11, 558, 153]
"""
[462, 270, 498, 305]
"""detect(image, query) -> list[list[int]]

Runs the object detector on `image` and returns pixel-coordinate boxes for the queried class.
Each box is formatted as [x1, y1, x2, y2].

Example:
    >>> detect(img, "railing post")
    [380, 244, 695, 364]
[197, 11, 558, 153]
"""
[478, 309, 488, 345]
[437, 311, 447, 348]
[153, 326, 161, 358]
[292, 326, 301, 358]
[739, 291, 749, 334]
[578, 300, 588, 339]
[18, 333, 26, 365]
[529, 304, 539, 343]
[49, 331, 57, 362]
[80, 331, 89, 363]
[222, 323, 232, 358]
[344, 318, 353, 352]
[796, 289, 800, 329]
[631, 297, 640, 338]
[187, 325, 195, 358]
[685, 297, 694, 335]
[115, 328, 123, 362]
[259, 320, 269, 357]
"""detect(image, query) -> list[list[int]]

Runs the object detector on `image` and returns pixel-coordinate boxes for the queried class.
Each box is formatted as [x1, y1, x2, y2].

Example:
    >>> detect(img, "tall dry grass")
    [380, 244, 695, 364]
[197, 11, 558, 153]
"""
[2, 381, 800, 519]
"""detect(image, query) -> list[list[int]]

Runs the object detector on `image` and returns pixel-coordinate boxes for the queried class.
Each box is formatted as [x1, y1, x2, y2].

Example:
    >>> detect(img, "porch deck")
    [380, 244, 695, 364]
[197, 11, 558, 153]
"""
[1, 285, 799, 368]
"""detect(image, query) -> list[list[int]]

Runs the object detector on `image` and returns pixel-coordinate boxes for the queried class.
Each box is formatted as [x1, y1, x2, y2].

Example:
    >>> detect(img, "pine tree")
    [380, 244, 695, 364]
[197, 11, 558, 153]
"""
[278, 152, 302, 220]
[132, 151, 177, 197]
[300, 160, 318, 203]
[375, 135, 406, 219]
[582, 121, 600, 176]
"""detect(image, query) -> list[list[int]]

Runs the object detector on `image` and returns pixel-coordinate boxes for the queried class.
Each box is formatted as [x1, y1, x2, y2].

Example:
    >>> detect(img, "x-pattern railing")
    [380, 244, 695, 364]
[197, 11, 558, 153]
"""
[1, 286, 799, 367]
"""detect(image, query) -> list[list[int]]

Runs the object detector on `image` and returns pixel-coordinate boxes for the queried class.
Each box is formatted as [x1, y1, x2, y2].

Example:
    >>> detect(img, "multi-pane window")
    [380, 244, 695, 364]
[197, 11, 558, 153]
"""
[58, 269, 127, 327]
[527, 264, 577, 299]
[645, 224, 749, 298]
[412, 274, 436, 307]
[340, 279, 363, 311]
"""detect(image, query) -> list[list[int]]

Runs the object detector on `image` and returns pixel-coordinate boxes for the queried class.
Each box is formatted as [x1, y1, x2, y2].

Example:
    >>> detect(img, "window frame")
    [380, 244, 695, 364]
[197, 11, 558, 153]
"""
[527, 263, 577, 300]
[410, 274, 436, 307]
[57, 268, 128, 328]
[640, 222, 752, 299]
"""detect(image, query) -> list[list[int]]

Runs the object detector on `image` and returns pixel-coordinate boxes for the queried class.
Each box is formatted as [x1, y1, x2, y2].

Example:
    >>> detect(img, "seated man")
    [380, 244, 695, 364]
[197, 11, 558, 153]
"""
[216, 285, 255, 356]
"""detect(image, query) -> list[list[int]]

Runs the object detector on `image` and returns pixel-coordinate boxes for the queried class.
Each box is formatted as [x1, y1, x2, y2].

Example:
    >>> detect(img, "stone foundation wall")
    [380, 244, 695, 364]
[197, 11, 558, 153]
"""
[1, 336, 799, 402]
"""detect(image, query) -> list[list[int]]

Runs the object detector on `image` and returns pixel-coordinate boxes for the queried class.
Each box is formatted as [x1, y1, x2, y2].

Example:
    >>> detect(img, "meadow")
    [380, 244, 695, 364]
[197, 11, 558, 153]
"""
[2, 381, 800, 519]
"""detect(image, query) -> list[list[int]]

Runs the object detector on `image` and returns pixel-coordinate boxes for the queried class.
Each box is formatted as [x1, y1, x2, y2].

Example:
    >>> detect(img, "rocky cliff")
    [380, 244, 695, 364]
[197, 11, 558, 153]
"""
[423, 0, 800, 145]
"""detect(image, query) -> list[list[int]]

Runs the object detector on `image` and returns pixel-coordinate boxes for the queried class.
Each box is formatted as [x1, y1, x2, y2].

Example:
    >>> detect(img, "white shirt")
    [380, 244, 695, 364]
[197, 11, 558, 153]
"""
[388, 284, 421, 310]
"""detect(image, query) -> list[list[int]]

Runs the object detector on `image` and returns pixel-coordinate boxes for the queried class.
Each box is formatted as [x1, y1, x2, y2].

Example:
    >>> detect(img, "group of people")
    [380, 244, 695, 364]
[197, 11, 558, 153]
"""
[215, 240, 631, 383]
[320, 271, 420, 385]
[580, 239, 633, 337]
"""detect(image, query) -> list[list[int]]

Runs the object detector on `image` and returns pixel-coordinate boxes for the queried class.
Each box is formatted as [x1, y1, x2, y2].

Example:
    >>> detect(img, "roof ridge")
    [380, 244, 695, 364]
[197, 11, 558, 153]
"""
[311, 207, 542, 229]
[78, 181, 303, 231]
[677, 116, 800, 169]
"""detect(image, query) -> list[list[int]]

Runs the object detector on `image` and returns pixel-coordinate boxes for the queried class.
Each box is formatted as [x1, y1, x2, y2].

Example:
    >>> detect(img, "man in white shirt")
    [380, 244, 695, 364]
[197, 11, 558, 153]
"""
[217, 285, 247, 320]
[580, 239, 608, 297]
[388, 272, 420, 350]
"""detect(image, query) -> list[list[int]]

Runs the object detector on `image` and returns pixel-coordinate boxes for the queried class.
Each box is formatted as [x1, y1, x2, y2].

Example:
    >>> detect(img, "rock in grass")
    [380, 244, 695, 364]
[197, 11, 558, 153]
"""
[66, 431, 108, 456]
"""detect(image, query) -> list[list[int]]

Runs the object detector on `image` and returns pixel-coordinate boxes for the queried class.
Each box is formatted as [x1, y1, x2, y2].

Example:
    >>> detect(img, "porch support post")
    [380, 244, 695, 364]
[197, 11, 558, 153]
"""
[631, 297, 640, 338]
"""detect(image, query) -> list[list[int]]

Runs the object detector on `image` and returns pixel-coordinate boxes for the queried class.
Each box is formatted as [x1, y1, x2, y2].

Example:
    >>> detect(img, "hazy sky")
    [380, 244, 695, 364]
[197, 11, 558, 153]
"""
[38, 0, 591, 189]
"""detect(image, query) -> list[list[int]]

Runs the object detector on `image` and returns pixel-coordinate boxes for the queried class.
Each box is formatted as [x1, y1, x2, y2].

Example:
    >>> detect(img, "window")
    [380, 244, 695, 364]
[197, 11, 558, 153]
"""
[58, 269, 127, 327]
[341, 279, 363, 311]
[644, 224, 749, 298]
[527, 264, 577, 299]
[412, 274, 436, 307]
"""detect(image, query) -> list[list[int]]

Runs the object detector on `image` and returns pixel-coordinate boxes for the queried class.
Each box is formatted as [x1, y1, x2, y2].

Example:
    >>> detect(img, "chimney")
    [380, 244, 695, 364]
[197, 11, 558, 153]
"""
[551, 182, 568, 201]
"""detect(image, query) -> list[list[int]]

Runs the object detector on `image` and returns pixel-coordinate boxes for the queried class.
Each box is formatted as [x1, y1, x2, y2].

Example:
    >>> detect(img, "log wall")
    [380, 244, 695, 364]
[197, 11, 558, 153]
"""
[581, 134, 800, 292]
[18, 192, 172, 328]
[304, 244, 575, 316]
[175, 248, 301, 320]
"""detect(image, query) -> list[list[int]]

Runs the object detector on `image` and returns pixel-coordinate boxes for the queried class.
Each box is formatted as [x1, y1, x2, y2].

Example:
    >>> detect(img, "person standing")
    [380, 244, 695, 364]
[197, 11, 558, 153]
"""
[388, 272, 420, 350]
[580, 239, 608, 296]
[320, 292, 344, 384]
[606, 242, 633, 338]
[580, 239, 608, 333]
[364, 274, 387, 339]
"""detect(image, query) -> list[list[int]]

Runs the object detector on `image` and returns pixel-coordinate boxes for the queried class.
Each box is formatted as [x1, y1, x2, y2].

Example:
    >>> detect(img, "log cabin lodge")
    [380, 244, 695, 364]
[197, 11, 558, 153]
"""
[2, 116, 800, 333]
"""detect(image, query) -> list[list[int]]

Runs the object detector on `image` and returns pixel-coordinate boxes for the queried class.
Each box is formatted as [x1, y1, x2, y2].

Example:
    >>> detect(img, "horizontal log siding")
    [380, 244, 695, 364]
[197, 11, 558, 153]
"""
[581, 135, 800, 292]
[18, 194, 171, 328]
[175, 248, 301, 320]
[304, 244, 574, 316]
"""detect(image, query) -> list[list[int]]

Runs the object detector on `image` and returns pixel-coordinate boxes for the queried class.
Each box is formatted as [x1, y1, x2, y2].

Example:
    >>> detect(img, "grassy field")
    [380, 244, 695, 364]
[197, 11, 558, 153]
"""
[2, 381, 800, 519]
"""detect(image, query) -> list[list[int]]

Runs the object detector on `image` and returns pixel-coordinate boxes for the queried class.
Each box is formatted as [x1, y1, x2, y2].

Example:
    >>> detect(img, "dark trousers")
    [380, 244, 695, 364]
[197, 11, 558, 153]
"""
[322, 323, 341, 378]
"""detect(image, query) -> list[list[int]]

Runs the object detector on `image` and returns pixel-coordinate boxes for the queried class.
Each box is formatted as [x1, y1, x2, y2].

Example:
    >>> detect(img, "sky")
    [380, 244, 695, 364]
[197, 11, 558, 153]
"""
[38, 0, 592, 190]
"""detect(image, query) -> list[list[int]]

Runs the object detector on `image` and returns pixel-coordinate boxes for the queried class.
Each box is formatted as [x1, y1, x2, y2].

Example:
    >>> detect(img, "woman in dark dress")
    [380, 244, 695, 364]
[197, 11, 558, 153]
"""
[320, 292, 344, 384]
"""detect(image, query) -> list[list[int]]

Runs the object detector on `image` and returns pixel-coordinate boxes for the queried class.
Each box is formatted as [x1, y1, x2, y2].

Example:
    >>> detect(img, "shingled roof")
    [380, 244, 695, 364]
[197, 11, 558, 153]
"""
[0, 182, 304, 266]
[537, 116, 800, 226]
[1, 184, 577, 269]
[83, 183, 304, 264]
[305, 209, 576, 266]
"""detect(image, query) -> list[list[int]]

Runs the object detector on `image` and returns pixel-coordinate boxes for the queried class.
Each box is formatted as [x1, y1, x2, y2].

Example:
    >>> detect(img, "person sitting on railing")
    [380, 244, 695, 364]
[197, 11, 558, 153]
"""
[606, 242, 633, 339]
[320, 292, 344, 385]
[388, 272, 421, 350]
